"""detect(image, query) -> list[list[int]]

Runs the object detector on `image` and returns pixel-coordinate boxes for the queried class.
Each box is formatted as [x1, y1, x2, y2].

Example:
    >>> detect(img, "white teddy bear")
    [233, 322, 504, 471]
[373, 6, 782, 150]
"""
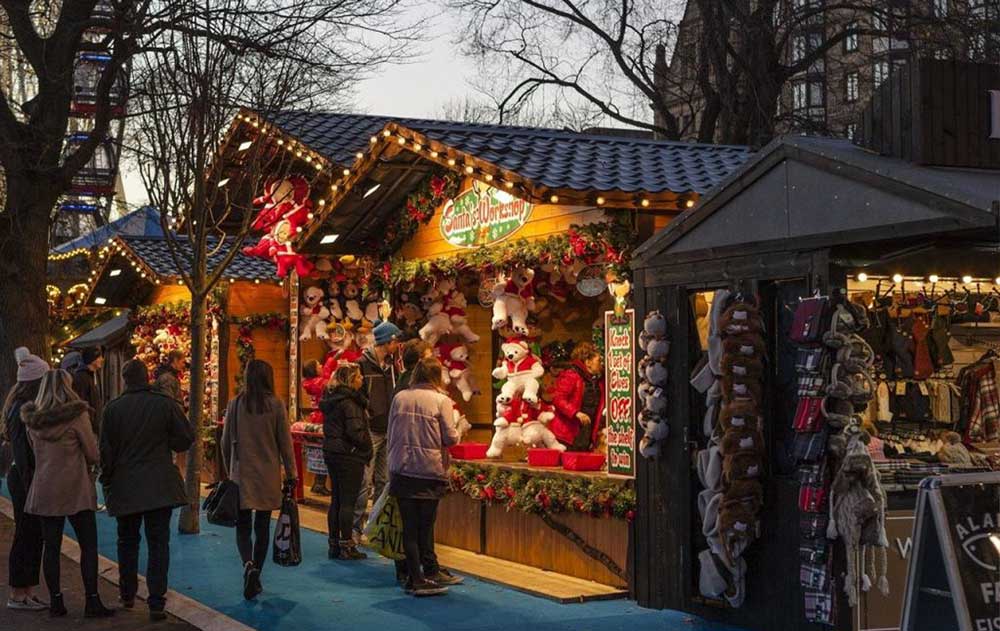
[491, 267, 535, 335]
[486, 395, 524, 459]
[299, 285, 330, 341]
[520, 402, 566, 451]
[440, 283, 480, 344]
[438, 342, 478, 402]
[492, 338, 544, 404]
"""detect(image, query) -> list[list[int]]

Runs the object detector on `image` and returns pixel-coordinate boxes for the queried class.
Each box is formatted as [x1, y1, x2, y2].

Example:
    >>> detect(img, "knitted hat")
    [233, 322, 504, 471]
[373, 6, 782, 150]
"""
[372, 320, 402, 346]
[81, 346, 103, 366]
[60, 351, 83, 373]
[15, 347, 49, 382]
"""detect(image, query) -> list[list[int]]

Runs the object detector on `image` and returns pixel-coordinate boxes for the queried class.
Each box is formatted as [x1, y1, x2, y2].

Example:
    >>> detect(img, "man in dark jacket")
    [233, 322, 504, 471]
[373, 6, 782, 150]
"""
[72, 346, 105, 436]
[100, 359, 193, 621]
[153, 350, 185, 403]
[353, 320, 401, 536]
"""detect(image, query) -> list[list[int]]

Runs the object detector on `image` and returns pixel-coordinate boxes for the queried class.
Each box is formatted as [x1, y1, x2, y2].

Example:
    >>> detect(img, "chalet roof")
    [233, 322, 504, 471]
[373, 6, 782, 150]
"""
[633, 135, 1000, 266]
[266, 111, 751, 196]
[119, 235, 276, 280]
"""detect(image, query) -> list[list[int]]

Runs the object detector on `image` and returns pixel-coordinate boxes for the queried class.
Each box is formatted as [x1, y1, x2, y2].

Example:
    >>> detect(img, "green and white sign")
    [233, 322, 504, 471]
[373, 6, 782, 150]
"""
[605, 309, 636, 478]
[439, 185, 533, 248]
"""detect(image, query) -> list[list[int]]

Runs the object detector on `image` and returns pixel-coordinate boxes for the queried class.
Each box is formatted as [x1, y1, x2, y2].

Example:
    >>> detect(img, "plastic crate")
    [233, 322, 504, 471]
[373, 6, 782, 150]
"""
[527, 448, 563, 467]
[561, 452, 606, 471]
[448, 443, 489, 460]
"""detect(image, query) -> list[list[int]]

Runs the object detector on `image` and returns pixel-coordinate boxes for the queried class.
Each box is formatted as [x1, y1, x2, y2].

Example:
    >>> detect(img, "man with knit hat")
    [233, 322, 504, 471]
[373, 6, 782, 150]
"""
[71, 346, 104, 436]
[352, 320, 402, 537]
[5, 347, 49, 610]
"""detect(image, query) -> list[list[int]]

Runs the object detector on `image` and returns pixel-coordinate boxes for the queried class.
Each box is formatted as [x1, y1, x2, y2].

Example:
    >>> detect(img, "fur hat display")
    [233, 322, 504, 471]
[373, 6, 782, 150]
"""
[721, 427, 765, 456]
[636, 310, 671, 459]
[718, 401, 761, 433]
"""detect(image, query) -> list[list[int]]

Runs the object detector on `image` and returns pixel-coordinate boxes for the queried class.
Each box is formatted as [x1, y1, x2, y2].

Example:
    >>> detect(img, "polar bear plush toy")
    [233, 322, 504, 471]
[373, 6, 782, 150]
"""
[419, 286, 453, 347]
[441, 286, 480, 344]
[492, 338, 544, 404]
[491, 267, 535, 334]
[438, 342, 479, 402]
[520, 401, 566, 451]
[486, 395, 524, 459]
[299, 286, 331, 341]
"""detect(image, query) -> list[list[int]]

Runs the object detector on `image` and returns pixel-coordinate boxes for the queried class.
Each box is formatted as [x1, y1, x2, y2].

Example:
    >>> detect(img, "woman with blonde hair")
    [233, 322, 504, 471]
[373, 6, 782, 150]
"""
[320, 363, 372, 561]
[21, 369, 113, 618]
[387, 357, 460, 596]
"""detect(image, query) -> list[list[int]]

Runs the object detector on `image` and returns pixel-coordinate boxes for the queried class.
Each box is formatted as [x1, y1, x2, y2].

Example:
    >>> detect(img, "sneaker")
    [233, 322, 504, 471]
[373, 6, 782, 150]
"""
[97, 503, 107, 512]
[406, 579, 448, 597]
[149, 609, 168, 622]
[426, 569, 464, 586]
[7, 596, 48, 611]
[337, 540, 368, 560]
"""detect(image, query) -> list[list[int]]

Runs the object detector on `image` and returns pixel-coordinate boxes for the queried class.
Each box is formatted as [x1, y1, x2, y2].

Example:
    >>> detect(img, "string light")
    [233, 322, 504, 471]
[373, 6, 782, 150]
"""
[963, 275, 973, 284]
[685, 199, 696, 208]
[596, 197, 605, 205]
[640, 199, 650, 207]
[447, 158, 456, 166]
[382, 130, 391, 137]
[397, 136, 406, 145]
[550, 195, 559, 203]
[356, 152, 364, 160]
[465, 165, 474, 174]
[892, 274, 903, 283]
[857, 272, 868, 282]
[342, 169, 350, 177]
[430, 151, 439, 158]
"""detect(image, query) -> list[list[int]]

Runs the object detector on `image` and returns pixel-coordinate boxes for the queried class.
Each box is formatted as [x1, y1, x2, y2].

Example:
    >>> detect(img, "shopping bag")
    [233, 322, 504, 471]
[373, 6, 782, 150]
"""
[204, 479, 240, 527]
[363, 486, 391, 538]
[272, 483, 302, 566]
[365, 492, 405, 561]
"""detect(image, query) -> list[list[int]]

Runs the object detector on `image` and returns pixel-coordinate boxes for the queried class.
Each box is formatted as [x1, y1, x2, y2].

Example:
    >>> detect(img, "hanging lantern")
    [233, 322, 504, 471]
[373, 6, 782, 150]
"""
[70, 52, 128, 117]
[64, 133, 118, 196]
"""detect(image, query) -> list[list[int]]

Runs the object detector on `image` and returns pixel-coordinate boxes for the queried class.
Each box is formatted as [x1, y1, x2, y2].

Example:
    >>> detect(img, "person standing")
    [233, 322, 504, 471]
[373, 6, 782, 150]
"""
[319, 364, 372, 561]
[3, 348, 48, 611]
[100, 360, 193, 621]
[353, 320, 402, 536]
[71, 346, 104, 436]
[393, 340, 432, 396]
[302, 358, 334, 497]
[387, 357, 460, 597]
[220, 360, 297, 601]
[21, 369, 114, 618]
[549, 342, 605, 452]
[153, 350, 185, 403]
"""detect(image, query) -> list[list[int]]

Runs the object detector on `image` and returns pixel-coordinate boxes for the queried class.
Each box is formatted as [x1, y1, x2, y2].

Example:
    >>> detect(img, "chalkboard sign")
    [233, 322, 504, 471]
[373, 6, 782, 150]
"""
[901, 473, 1000, 631]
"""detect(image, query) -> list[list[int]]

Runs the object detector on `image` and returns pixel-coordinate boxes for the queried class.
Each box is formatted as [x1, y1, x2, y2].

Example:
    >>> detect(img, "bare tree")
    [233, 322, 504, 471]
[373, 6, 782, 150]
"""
[0, 0, 415, 390]
[126, 0, 418, 534]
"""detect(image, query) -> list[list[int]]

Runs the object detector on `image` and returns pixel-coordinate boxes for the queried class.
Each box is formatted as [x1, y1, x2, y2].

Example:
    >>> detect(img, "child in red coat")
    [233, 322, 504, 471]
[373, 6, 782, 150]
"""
[303, 356, 337, 495]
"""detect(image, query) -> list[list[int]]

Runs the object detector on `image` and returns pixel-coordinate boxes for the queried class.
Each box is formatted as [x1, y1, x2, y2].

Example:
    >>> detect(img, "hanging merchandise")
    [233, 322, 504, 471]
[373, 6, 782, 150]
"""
[243, 175, 315, 278]
[298, 285, 330, 341]
[491, 267, 536, 335]
[636, 310, 670, 458]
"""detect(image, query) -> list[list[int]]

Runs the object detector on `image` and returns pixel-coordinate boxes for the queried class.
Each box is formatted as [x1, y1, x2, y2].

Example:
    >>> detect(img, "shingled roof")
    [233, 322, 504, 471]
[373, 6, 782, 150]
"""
[266, 111, 751, 195]
[120, 235, 276, 280]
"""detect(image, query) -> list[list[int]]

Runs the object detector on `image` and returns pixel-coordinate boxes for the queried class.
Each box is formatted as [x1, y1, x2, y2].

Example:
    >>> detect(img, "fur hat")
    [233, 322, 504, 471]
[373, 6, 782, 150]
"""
[721, 427, 764, 456]
[718, 499, 758, 564]
[721, 374, 763, 405]
[719, 302, 763, 335]
[721, 352, 764, 380]
[722, 334, 765, 359]
[723, 478, 763, 513]
[722, 451, 762, 485]
[718, 401, 761, 433]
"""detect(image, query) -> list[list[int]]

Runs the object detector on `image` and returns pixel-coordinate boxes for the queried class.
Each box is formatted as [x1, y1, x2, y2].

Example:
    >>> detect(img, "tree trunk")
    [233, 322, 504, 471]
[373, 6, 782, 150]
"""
[0, 180, 58, 386]
[178, 293, 208, 534]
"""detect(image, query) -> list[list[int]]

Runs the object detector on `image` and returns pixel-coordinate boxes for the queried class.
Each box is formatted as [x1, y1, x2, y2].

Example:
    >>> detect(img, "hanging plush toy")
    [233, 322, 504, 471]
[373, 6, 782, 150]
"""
[325, 327, 363, 365]
[492, 338, 545, 404]
[439, 281, 480, 344]
[271, 220, 314, 278]
[437, 342, 478, 402]
[520, 401, 565, 451]
[363, 292, 382, 328]
[340, 281, 364, 326]
[487, 395, 524, 459]
[325, 278, 344, 321]
[299, 286, 330, 341]
[419, 283, 453, 346]
[491, 267, 535, 334]
[636, 310, 671, 458]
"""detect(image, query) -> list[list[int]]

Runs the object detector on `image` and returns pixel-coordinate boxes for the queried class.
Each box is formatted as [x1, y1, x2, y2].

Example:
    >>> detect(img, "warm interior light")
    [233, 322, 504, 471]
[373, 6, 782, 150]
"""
[550, 195, 559, 203]
[892, 274, 903, 283]
[963, 275, 973, 284]
[857, 272, 868, 282]
[320, 234, 339, 245]
[217, 178, 230, 187]
[238, 140, 253, 151]
[94, 297, 107, 305]
[929, 274, 939, 283]
[364, 184, 381, 198]
[596, 197, 605, 205]
[109, 269, 122, 277]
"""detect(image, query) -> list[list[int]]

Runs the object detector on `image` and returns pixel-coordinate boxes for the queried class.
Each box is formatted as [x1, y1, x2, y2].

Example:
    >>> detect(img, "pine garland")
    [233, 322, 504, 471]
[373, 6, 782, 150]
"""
[448, 462, 636, 521]
[374, 170, 462, 258]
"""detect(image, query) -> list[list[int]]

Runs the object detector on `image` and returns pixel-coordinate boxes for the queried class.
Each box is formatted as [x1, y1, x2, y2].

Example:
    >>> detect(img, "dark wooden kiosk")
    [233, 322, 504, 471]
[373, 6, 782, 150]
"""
[630, 58, 1000, 631]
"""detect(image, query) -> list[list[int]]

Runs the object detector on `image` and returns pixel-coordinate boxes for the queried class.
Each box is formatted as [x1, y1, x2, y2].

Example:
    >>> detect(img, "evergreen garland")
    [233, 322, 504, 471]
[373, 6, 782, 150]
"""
[376, 170, 462, 258]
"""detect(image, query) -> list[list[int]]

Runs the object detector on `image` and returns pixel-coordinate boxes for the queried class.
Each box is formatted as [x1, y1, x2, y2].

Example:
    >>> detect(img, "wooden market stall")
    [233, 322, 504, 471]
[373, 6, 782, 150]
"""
[217, 110, 752, 598]
[630, 59, 1000, 631]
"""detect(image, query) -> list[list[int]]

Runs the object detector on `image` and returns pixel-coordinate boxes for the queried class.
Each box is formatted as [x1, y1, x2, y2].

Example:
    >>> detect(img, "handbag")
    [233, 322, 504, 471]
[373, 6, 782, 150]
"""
[205, 398, 241, 527]
[790, 297, 829, 346]
[272, 481, 302, 566]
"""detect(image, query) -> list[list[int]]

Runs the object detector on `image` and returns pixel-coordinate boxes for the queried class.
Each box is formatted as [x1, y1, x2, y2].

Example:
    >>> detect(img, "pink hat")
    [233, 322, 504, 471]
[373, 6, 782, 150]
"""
[15, 347, 49, 382]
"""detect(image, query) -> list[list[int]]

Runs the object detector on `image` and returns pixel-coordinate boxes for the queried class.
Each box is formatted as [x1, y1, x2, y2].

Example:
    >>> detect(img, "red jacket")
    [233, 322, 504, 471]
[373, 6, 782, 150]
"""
[548, 361, 605, 448]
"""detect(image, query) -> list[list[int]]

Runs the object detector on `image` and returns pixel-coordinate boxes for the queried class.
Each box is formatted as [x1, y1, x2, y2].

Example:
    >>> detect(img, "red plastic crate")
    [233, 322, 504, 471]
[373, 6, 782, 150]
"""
[561, 452, 606, 471]
[449, 443, 489, 460]
[527, 448, 563, 467]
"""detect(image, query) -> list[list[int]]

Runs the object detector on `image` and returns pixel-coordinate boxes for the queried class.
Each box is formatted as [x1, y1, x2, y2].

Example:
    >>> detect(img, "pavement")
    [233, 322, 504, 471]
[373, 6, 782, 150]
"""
[1, 485, 747, 631]
[0, 512, 195, 630]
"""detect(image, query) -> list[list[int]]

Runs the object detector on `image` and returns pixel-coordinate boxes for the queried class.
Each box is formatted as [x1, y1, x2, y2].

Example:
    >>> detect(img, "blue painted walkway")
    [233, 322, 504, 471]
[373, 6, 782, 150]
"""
[3, 487, 746, 631]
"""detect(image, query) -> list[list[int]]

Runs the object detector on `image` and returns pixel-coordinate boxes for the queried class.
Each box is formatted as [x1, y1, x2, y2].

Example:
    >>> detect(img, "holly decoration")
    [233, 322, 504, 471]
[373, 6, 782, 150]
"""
[449, 463, 636, 521]
[374, 169, 461, 258]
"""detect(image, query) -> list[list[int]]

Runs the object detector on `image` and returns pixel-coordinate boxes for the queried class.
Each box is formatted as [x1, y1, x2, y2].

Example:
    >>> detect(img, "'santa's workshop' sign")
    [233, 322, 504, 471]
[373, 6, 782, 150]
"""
[439, 185, 533, 248]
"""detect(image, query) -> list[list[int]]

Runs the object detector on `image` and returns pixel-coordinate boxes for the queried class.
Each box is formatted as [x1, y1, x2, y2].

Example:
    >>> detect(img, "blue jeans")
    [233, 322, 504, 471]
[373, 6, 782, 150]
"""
[353, 431, 387, 534]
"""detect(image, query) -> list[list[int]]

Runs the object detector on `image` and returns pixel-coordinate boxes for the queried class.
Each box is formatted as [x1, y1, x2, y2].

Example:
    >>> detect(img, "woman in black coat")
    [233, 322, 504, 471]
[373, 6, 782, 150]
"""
[320, 363, 373, 561]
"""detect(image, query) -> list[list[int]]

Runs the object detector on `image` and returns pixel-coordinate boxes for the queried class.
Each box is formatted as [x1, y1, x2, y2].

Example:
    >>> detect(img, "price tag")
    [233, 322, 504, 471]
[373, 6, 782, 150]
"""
[896, 381, 908, 396]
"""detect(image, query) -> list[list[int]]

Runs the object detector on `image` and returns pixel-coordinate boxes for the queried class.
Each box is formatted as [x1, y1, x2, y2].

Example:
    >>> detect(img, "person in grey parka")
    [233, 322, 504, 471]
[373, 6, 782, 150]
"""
[220, 359, 297, 601]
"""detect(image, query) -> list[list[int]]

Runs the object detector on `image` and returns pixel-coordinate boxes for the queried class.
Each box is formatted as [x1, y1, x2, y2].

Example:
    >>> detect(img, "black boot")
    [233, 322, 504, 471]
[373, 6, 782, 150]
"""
[49, 593, 67, 618]
[84, 594, 116, 618]
[328, 540, 340, 560]
[337, 540, 367, 560]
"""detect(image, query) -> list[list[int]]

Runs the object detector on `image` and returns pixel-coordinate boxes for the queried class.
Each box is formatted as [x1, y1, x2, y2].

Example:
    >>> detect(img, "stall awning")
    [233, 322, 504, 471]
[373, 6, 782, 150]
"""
[67, 310, 130, 348]
[51, 206, 164, 255]
[633, 135, 1000, 267]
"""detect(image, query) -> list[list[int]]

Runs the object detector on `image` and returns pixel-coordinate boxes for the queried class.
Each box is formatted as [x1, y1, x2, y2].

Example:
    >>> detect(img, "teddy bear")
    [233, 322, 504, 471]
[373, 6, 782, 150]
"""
[437, 342, 478, 402]
[491, 267, 536, 334]
[363, 292, 382, 328]
[325, 279, 344, 321]
[640, 356, 668, 387]
[487, 395, 524, 458]
[340, 281, 364, 325]
[519, 401, 566, 451]
[299, 285, 331, 341]
[639, 310, 668, 352]
[639, 410, 670, 458]
[439, 283, 480, 344]
[419, 286, 453, 347]
[452, 407, 472, 439]
[325, 327, 363, 365]
[492, 338, 545, 404]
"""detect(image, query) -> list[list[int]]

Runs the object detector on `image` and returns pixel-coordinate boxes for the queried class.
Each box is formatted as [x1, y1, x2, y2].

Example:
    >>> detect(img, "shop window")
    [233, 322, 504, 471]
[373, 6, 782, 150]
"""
[874, 60, 889, 88]
[792, 35, 807, 63]
[793, 81, 808, 110]
[844, 22, 859, 53]
[845, 71, 860, 103]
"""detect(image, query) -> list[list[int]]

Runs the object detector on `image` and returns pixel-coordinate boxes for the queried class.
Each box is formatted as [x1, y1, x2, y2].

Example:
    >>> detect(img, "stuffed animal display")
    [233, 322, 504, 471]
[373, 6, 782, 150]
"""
[243, 176, 315, 278]
[437, 342, 479, 402]
[636, 310, 670, 458]
[491, 267, 535, 334]
[492, 338, 545, 404]
[299, 286, 330, 341]
[486, 394, 563, 458]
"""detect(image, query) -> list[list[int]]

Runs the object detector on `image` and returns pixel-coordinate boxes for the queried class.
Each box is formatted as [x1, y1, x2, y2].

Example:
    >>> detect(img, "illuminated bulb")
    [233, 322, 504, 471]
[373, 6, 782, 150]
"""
[929, 275, 939, 283]
[254, 279, 261, 284]
[447, 158, 456, 166]
[640, 199, 650, 207]
[397, 136, 406, 145]
[305, 155, 312, 162]
[892, 274, 903, 283]
[431, 151, 439, 158]
[276, 139, 284, 146]
[485, 174, 493, 181]
[857, 272, 868, 282]
[318, 199, 326, 206]
[685, 199, 696, 208]
[382, 129, 391, 137]
[995, 277, 1000, 286]
[505, 181, 514, 189]
[596, 197, 605, 205]
[229, 278, 235, 284]
[356, 152, 364, 160]
[370, 136, 378, 144]
[963, 275, 973, 284]
[314, 164, 321, 171]
[413, 143, 422, 151]
[465, 165, 474, 174]
[295, 151, 302, 157]
[307, 213, 315, 220]
[550, 195, 559, 203]
[342, 169, 350, 177]
[332, 184, 339, 192]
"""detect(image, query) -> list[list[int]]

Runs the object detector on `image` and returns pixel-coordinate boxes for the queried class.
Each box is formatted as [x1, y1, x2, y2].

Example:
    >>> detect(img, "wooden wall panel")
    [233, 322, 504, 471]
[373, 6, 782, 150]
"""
[435, 492, 483, 552]
[149, 285, 191, 304]
[225, 282, 291, 407]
